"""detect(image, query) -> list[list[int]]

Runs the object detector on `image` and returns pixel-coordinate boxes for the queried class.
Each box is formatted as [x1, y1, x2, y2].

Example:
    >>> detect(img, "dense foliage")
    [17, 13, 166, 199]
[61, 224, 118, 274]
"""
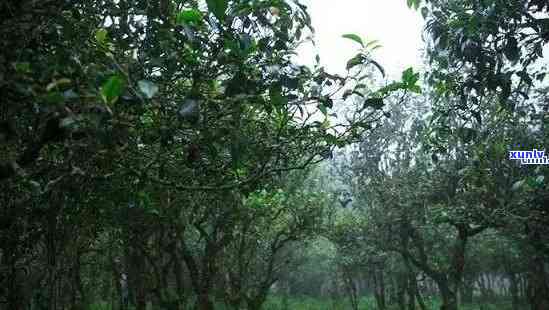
[0, 0, 547, 310]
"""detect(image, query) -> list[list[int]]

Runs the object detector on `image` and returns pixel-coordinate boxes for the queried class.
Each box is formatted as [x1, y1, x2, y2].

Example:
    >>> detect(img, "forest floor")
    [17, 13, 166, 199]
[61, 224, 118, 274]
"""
[258, 296, 523, 310]
[90, 297, 524, 310]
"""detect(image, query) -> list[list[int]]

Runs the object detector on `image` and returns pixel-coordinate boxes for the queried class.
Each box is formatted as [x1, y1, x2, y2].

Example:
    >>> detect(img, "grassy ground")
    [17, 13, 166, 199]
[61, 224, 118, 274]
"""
[250, 296, 521, 310]
[90, 296, 522, 310]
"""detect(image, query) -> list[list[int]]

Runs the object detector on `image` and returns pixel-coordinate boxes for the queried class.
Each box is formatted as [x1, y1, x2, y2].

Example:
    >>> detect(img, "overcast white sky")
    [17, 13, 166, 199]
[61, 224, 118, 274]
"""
[296, 0, 426, 80]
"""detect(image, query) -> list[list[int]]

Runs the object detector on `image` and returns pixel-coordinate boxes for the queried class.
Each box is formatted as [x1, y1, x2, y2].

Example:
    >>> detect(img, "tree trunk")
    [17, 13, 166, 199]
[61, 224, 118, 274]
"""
[526, 254, 549, 310]
[408, 271, 426, 310]
[438, 282, 458, 310]
[282, 280, 290, 310]
[508, 272, 520, 310]
[196, 292, 215, 310]
[395, 274, 406, 310]
[129, 249, 147, 310]
[341, 267, 359, 310]
[71, 251, 86, 310]
[372, 268, 386, 310]
[7, 265, 25, 310]
[172, 247, 186, 309]
[415, 287, 427, 310]
[47, 202, 60, 310]
[403, 255, 424, 310]
[525, 227, 549, 310]
[460, 275, 474, 304]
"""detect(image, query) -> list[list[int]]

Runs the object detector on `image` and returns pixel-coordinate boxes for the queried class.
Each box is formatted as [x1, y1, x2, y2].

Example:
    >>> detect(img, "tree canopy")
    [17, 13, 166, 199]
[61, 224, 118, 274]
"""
[0, 1, 548, 310]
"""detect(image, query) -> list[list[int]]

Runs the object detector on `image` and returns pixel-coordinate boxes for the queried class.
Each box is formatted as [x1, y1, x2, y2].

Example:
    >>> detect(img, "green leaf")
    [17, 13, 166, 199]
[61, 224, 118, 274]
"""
[379, 82, 406, 96]
[176, 9, 202, 24]
[504, 37, 520, 62]
[499, 81, 512, 110]
[95, 28, 108, 44]
[43, 92, 65, 105]
[13, 62, 31, 73]
[206, 0, 228, 21]
[365, 39, 380, 49]
[407, 0, 421, 10]
[318, 104, 327, 116]
[138, 80, 159, 99]
[364, 98, 384, 110]
[269, 85, 287, 107]
[408, 84, 422, 94]
[100, 75, 125, 105]
[238, 34, 254, 53]
[346, 54, 365, 70]
[320, 97, 333, 109]
[421, 7, 429, 18]
[342, 34, 364, 47]
[402, 67, 419, 85]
